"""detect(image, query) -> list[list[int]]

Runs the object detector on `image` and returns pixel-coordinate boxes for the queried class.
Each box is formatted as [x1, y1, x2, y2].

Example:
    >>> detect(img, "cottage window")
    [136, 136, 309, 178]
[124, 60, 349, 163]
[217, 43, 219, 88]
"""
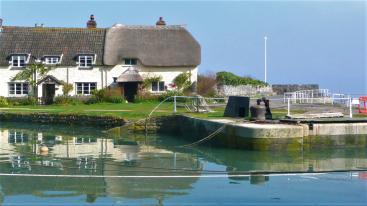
[11, 55, 27, 67]
[78, 55, 94, 68]
[151, 81, 165, 92]
[44, 56, 61, 65]
[124, 58, 137, 65]
[76, 82, 96, 95]
[8, 82, 29, 96]
[8, 131, 28, 144]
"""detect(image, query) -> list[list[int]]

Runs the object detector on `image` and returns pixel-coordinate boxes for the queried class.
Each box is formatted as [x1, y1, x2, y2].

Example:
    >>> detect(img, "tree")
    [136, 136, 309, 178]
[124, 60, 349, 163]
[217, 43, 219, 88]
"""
[12, 63, 51, 98]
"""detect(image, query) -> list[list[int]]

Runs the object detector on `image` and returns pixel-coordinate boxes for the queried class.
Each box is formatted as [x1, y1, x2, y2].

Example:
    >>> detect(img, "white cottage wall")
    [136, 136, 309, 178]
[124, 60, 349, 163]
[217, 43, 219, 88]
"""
[0, 64, 198, 98]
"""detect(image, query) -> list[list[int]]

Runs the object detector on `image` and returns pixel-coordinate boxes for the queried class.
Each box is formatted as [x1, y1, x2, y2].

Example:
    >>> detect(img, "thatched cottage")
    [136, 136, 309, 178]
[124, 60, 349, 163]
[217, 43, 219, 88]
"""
[0, 15, 201, 102]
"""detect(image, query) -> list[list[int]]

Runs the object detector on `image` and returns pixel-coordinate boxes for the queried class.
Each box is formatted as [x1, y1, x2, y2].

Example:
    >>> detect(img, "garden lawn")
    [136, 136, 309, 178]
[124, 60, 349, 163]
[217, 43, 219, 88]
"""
[0, 102, 227, 121]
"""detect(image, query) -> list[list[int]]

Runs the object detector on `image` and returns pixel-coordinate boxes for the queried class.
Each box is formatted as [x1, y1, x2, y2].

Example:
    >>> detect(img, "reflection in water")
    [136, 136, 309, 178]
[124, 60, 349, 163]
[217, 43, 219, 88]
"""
[0, 123, 366, 205]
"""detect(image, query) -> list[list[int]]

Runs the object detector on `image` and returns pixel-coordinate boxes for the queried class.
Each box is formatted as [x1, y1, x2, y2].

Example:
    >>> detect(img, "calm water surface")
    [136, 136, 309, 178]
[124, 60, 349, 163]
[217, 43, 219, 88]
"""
[0, 122, 366, 206]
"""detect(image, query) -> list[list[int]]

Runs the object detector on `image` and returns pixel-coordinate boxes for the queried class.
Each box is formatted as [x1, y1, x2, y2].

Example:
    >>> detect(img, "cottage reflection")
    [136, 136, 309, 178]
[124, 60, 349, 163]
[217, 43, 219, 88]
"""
[0, 128, 202, 204]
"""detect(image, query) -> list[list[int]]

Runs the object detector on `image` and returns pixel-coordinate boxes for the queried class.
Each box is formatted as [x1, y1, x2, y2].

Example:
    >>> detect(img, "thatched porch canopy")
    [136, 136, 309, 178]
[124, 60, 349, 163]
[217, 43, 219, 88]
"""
[117, 68, 143, 83]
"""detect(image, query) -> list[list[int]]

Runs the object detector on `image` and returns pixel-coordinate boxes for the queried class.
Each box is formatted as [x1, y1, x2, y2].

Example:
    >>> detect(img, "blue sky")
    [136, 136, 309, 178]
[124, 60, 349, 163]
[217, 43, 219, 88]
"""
[0, 0, 366, 95]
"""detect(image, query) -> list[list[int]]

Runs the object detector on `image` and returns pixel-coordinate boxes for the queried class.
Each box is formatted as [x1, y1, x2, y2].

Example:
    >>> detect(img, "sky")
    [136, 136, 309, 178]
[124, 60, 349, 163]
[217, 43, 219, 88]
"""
[0, 0, 366, 95]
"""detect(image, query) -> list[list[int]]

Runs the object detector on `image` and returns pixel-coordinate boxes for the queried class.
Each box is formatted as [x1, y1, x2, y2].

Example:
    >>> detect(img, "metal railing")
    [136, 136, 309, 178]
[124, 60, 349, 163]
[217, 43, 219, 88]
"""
[286, 97, 354, 118]
[172, 96, 227, 113]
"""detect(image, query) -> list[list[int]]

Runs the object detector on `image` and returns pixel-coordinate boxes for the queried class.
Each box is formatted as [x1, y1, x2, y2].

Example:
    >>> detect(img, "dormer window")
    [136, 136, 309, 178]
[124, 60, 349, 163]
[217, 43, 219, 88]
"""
[9, 54, 30, 68]
[77, 54, 96, 68]
[43, 55, 62, 65]
[124, 58, 137, 66]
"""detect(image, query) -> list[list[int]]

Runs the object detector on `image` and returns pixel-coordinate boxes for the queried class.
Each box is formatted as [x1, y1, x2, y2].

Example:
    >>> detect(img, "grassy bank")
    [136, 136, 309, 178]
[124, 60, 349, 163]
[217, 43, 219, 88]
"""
[0, 102, 229, 120]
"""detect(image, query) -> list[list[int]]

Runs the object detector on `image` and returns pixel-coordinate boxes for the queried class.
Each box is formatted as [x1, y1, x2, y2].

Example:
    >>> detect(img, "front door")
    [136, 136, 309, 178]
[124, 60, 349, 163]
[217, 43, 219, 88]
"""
[123, 82, 138, 102]
[42, 84, 56, 105]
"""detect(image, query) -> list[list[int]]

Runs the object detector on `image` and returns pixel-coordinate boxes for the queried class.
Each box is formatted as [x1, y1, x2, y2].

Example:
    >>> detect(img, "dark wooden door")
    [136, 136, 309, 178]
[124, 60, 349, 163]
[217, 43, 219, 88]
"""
[123, 82, 138, 102]
[43, 84, 55, 105]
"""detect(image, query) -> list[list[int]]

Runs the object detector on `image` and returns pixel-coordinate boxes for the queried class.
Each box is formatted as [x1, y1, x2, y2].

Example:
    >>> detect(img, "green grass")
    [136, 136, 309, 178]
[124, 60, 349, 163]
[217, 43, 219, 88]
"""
[0, 103, 309, 121]
[0, 102, 227, 121]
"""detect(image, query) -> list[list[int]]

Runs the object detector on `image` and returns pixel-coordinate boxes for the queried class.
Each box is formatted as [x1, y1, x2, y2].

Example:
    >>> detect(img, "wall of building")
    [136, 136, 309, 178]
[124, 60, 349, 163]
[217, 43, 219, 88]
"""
[0, 64, 197, 97]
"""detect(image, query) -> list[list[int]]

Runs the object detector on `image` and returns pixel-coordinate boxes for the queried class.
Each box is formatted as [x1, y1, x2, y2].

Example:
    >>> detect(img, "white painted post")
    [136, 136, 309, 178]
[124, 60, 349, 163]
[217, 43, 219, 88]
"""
[173, 96, 177, 113]
[349, 97, 353, 118]
[287, 98, 291, 116]
[264, 36, 267, 83]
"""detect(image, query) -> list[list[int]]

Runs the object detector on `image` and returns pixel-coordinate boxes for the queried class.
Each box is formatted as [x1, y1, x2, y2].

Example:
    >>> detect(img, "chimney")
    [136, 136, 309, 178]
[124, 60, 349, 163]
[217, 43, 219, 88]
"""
[87, 14, 97, 29]
[156, 17, 166, 26]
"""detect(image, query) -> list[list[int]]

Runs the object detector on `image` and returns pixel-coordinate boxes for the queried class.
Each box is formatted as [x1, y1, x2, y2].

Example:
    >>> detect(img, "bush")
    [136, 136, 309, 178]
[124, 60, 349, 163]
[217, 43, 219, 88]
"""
[7, 96, 38, 106]
[173, 72, 191, 91]
[85, 95, 99, 105]
[216, 71, 267, 87]
[197, 72, 218, 97]
[0, 96, 9, 107]
[62, 83, 74, 95]
[159, 90, 184, 102]
[54, 95, 84, 105]
[106, 95, 125, 103]
[91, 88, 125, 104]
[135, 92, 161, 103]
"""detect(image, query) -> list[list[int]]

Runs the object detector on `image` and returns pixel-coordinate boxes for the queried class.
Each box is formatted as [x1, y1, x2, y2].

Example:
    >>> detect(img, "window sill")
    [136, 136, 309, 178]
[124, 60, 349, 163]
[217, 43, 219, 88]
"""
[10, 66, 26, 70]
[78, 66, 93, 70]
[8, 95, 28, 97]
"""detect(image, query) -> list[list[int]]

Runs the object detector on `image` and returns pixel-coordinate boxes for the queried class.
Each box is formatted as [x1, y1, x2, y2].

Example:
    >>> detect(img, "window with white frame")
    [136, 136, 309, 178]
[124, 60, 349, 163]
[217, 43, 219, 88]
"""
[44, 56, 61, 65]
[78, 55, 94, 68]
[8, 131, 28, 144]
[11, 55, 27, 67]
[76, 82, 96, 95]
[9, 82, 29, 95]
[124, 58, 137, 65]
[151, 81, 165, 92]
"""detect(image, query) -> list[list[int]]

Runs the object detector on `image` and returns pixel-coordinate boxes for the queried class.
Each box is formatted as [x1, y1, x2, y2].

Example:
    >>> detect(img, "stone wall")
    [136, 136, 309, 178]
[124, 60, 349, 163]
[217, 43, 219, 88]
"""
[272, 84, 319, 95]
[0, 113, 126, 128]
[217, 85, 273, 97]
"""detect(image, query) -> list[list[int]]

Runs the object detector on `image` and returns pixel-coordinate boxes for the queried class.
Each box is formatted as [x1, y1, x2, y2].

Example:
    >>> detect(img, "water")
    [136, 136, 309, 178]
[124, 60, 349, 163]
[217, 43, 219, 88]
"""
[0, 122, 366, 205]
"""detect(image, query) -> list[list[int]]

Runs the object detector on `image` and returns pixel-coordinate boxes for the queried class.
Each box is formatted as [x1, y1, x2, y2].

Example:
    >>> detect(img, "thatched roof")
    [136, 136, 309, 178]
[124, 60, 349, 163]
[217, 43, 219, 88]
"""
[117, 68, 143, 82]
[104, 25, 201, 67]
[0, 24, 201, 67]
[0, 26, 106, 66]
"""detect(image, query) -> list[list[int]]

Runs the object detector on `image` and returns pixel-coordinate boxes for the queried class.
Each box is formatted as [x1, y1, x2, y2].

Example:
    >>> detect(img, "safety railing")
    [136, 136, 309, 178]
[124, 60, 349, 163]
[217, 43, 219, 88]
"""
[172, 96, 227, 113]
[286, 97, 355, 118]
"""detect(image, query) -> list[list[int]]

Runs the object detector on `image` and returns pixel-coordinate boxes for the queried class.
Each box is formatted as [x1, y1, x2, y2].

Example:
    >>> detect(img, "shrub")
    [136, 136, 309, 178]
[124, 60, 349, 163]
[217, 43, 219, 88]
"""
[7, 96, 37, 106]
[142, 75, 162, 89]
[91, 88, 125, 104]
[173, 72, 191, 91]
[54, 95, 84, 105]
[197, 72, 218, 97]
[85, 95, 99, 105]
[0, 96, 9, 107]
[216, 71, 267, 87]
[159, 90, 184, 102]
[62, 83, 74, 95]
[135, 92, 160, 103]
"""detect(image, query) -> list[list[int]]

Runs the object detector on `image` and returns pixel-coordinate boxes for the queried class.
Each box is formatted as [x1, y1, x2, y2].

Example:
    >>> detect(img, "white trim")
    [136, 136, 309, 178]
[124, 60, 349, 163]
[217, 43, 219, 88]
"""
[42, 54, 63, 65]
[78, 55, 95, 68]
[9, 54, 30, 68]
[8, 82, 29, 97]
[75, 82, 97, 95]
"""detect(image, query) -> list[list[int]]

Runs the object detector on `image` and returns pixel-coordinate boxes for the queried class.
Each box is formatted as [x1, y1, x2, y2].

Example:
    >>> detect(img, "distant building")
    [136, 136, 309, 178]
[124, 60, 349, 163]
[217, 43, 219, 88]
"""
[0, 15, 201, 102]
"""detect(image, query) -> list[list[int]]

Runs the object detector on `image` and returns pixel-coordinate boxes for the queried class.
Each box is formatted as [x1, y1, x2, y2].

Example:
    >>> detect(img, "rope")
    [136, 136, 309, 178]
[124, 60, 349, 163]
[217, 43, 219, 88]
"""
[178, 124, 227, 148]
